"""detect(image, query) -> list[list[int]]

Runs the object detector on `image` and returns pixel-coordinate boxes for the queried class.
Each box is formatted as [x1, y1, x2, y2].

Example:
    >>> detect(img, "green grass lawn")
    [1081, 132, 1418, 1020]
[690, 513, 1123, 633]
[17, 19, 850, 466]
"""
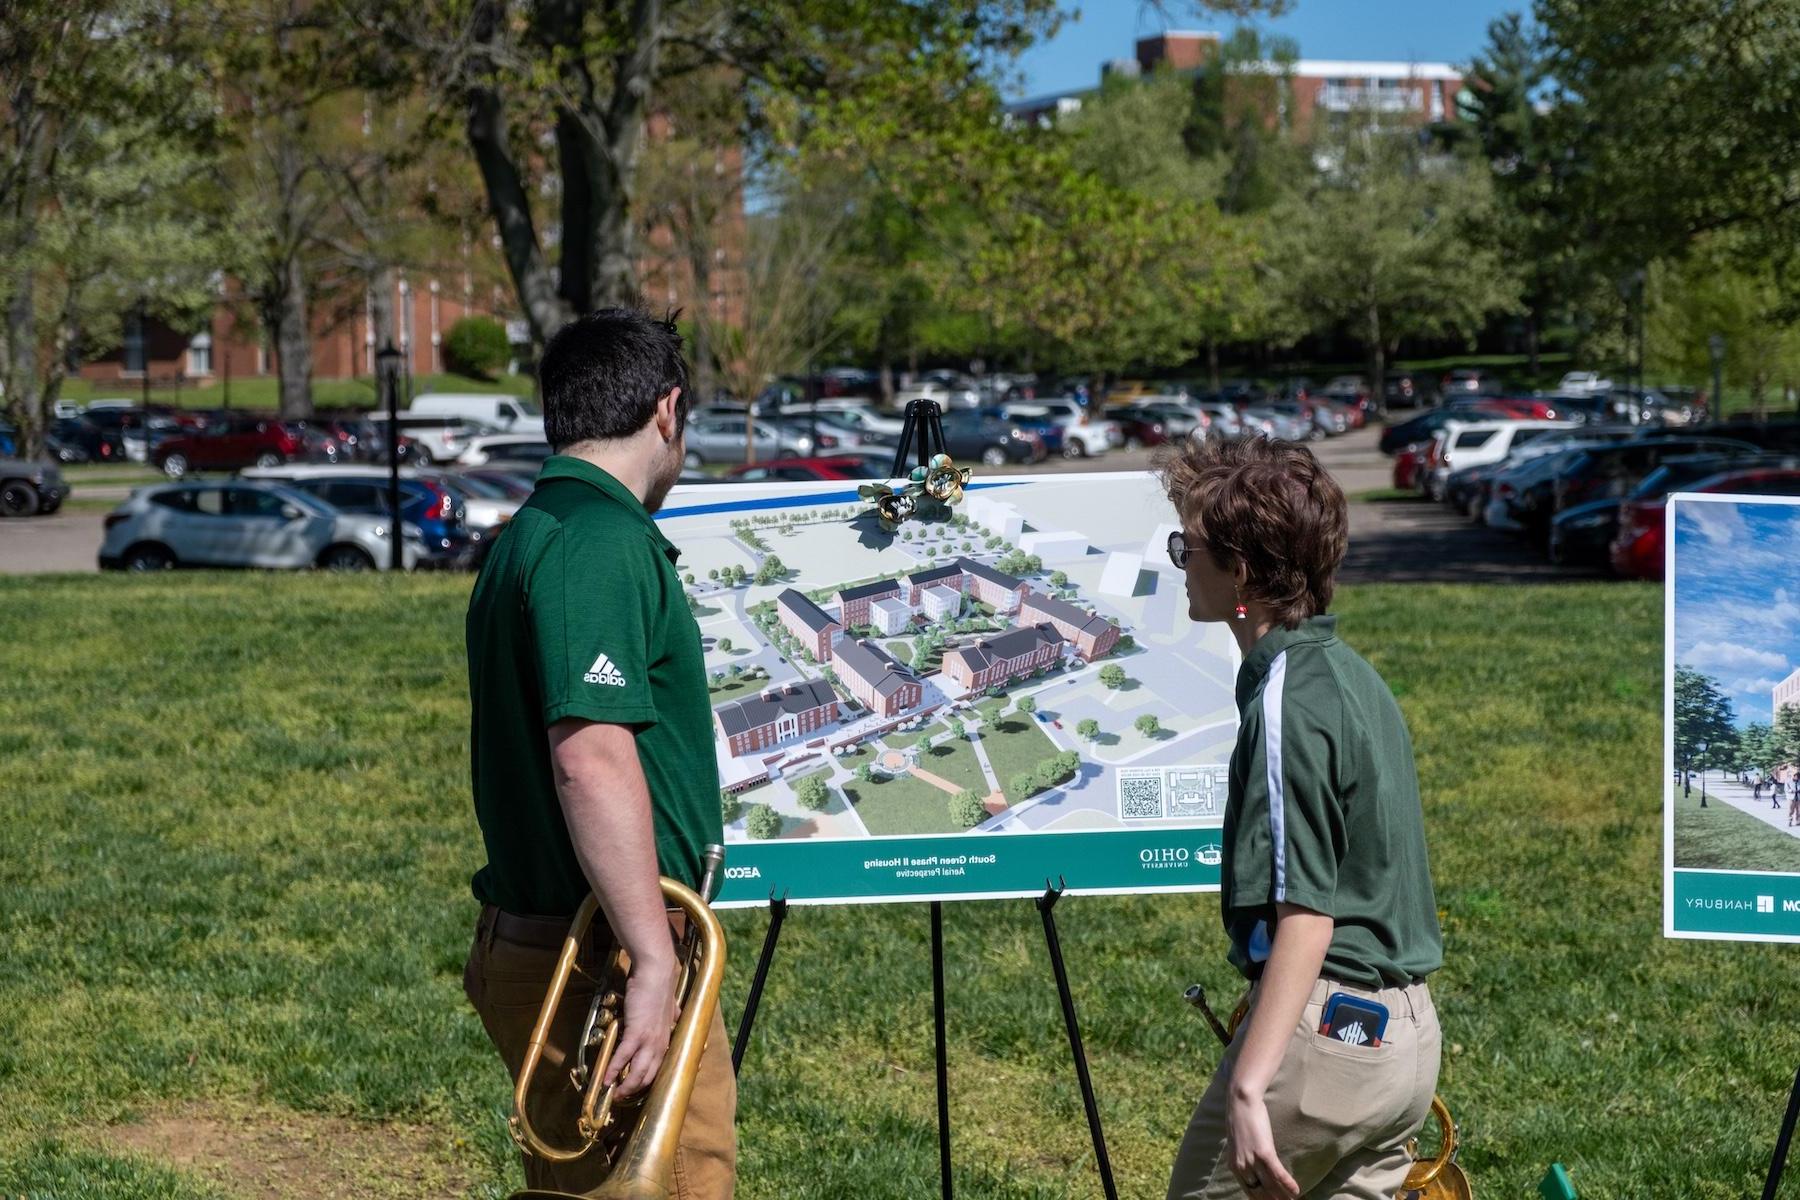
[707, 669, 774, 708]
[914, 737, 990, 795]
[974, 714, 1061, 792]
[6, 574, 1798, 1199]
[1674, 791, 1800, 872]
[843, 777, 964, 837]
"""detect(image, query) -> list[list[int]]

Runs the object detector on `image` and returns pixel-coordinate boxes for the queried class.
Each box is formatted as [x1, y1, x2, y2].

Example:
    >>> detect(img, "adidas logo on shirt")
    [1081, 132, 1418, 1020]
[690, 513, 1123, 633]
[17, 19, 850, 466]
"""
[583, 653, 627, 687]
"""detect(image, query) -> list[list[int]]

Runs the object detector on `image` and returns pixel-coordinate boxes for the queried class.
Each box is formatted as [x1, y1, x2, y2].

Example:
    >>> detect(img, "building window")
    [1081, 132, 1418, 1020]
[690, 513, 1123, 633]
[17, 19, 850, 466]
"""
[123, 311, 147, 374]
[187, 332, 213, 376]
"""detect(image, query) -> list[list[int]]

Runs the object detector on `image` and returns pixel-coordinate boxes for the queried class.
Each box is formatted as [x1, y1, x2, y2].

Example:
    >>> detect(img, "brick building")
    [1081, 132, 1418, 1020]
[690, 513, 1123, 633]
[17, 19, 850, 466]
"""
[778, 588, 841, 662]
[838, 579, 903, 629]
[906, 563, 966, 604]
[1776, 666, 1800, 723]
[1018, 591, 1120, 661]
[714, 679, 840, 758]
[1008, 31, 1463, 137]
[942, 625, 1065, 692]
[961, 559, 1028, 614]
[832, 638, 922, 718]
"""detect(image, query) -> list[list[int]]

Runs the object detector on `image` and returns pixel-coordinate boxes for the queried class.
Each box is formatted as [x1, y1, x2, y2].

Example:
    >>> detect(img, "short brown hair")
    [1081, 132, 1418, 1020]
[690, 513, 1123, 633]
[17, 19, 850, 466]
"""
[1159, 437, 1348, 629]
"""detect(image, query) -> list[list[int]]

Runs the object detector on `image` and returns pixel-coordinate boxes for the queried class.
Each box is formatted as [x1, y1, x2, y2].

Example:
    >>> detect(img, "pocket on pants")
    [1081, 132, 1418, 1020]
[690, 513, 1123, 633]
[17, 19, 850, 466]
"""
[1297, 1028, 1405, 1133]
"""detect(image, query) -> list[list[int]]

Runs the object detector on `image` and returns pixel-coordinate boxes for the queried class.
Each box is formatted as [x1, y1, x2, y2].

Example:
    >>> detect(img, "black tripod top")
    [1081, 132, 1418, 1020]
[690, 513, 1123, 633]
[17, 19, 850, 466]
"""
[890, 399, 951, 481]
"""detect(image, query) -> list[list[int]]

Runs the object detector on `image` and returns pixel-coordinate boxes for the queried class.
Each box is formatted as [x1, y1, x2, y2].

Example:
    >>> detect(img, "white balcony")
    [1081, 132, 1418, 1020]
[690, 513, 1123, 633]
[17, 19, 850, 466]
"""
[1317, 83, 1424, 114]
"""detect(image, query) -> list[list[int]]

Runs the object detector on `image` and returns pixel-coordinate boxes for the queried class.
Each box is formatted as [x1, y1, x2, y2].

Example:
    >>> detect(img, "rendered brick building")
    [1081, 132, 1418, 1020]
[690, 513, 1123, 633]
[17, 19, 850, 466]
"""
[838, 578, 903, 629]
[941, 625, 1065, 691]
[832, 638, 923, 718]
[778, 588, 841, 662]
[1018, 591, 1120, 661]
[714, 679, 841, 758]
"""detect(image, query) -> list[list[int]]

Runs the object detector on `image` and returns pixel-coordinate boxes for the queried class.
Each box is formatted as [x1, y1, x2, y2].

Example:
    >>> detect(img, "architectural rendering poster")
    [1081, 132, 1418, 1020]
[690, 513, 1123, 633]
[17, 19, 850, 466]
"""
[1666, 493, 1800, 941]
[655, 472, 1236, 907]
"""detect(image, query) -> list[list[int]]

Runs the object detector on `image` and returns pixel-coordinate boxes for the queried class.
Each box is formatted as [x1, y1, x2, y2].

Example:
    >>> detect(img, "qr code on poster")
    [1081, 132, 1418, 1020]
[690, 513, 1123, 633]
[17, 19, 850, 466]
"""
[1117, 769, 1166, 820]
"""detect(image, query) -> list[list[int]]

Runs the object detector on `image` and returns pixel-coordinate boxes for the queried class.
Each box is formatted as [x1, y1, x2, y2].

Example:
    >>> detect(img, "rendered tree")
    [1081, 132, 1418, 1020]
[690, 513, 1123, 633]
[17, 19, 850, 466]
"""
[948, 718, 966, 741]
[745, 804, 782, 840]
[1135, 714, 1162, 737]
[720, 791, 743, 823]
[857, 764, 875, 785]
[1673, 666, 1736, 804]
[1077, 718, 1101, 741]
[717, 637, 732, 653]
[1017, 696, 1037, 717]
[1008, 771, 1038, 801]
[1099, 665, 1127, 689]
[950, 791, 987, 829]
[795, 776, 831, 812]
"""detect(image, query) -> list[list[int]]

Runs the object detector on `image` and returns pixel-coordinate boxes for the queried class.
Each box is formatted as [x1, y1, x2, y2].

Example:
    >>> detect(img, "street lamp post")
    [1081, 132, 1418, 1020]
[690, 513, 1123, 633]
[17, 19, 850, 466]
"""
[377, 339, 404, 571]
[1708, 333, 1725, 421]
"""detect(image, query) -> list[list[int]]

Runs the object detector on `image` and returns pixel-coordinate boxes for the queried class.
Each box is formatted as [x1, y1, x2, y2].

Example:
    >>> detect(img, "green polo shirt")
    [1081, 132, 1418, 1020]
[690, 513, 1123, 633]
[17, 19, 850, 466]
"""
[465, 455, 720, 917]
[1221, 615, 1443, 989]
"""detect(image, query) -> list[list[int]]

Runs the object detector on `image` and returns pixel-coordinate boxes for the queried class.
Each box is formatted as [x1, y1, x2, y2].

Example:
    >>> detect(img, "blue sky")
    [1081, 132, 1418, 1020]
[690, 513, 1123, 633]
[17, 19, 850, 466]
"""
[1010, 2, 1519, 102]
[1672, 499, 1800, 729]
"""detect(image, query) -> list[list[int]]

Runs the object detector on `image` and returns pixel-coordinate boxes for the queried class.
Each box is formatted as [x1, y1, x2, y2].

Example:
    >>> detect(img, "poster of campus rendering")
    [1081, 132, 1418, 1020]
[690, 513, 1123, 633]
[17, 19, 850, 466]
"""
[653, 472, 1238, 906]
[1666, 493, 1800, 942]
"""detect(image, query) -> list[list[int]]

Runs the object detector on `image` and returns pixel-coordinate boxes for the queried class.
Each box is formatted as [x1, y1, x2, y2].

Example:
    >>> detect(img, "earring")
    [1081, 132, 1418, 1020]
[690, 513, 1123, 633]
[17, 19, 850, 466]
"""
[1234, 603, 1248, 621]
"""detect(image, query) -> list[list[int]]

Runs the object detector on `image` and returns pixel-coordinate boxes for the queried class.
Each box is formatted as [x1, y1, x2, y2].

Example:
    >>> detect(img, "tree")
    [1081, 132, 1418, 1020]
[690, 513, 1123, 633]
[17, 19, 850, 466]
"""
[1049, 571, 1068, 589]
[720, 791, 743, 824]
[708, 568, 720, 581]
[1135, 713, 1162, 738]
[1099, 665, 1127, 689]
[684, 572, 695, 585]
[1274, 116, 1521, 405]
[948, 718, 966, 741]
[1673, 666, 1736, 804]
[1008, 771, 1038, 801]
[1117, 635, 1136, 652]
[717, 637, 732, 653]
[1016, 696, 1037, 717]
[794, 775, 831, 812]
[856, 764, 876, 785]
[1077, 718, 1101, 741]
[1647, 238, 1800, 416]
[950, 791, 987, 829]
[755, 556, 787, 586]
[444, 316, 511, 378]
[1778, 705, 1800, 769]
[745, 804, 781, 840]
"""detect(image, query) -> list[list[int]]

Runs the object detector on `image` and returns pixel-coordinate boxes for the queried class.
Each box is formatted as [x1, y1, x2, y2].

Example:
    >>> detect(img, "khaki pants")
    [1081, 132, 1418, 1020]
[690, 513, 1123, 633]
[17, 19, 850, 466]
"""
[1167, 978, 1439, 1200]
[464, 905, 737, 1199]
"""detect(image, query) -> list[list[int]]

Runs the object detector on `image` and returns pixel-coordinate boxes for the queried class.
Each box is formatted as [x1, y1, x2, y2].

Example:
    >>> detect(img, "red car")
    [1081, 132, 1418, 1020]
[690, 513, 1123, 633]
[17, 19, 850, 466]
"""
[1611, 467, 1800, 579]
[152, 414, 307, 478]
[1392, 443, 1426, 490]
[723, 454, 889, 483]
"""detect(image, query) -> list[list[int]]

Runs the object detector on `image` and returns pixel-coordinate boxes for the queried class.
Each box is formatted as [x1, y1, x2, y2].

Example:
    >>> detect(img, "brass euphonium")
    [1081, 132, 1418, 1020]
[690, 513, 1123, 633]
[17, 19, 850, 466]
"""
[509, 844, 728, 1200]
[1185, 985, 1473, 1200]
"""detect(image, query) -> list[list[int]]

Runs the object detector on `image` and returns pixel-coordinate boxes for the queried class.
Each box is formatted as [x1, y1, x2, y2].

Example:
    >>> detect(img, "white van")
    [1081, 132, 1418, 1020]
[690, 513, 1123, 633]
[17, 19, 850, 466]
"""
[409, 393, 544, 433]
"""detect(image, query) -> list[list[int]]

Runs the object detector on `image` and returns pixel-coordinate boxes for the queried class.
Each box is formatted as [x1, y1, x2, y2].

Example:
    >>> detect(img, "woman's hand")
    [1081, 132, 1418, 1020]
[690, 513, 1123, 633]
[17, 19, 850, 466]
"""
[1226, 1086, 1298, 1200]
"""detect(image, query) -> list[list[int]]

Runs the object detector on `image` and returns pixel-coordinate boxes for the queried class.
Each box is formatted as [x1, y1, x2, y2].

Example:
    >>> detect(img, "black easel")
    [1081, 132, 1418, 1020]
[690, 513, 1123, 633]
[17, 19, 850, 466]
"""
[889, 398, 951, 481]
[729, 888, 1118, 1200]
[1763, 1066, 1800, 1200]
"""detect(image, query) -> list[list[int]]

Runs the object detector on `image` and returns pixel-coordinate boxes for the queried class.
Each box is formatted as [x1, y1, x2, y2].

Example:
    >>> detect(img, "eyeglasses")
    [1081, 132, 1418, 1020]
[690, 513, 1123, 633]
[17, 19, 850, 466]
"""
[1167, 529, 1195, 569]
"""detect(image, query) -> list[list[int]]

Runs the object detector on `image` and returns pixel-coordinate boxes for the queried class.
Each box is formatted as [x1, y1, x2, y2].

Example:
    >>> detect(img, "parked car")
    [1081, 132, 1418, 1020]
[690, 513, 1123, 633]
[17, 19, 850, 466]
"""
[1126, 401, 1206, 440]
[1421, 420, 1574, 501]
[0, 458, 67, 516]
[1613, 465, 1800, 580]
[771, 412, 869, 453]
[1380, 405, 1520, 456]
[1441, 368, 1501, 396]
[45, 417, 108, 463]
[99, 480, 427, 571]
[775, 402, 905, 442]
[893, 380, 980, 410]
[363, 413, 497, 465]
[1392, 443, 1427, 491]
[987, 407, 1063, 456]
[683, 413, 796, 465]
[936, 409, 1047, 465]
[152, 415, 311, 477]
[410, 392, 544, 433]
[1239, 407, 1311, 443]
[1453, 427, 1638, 520]
[241, 465, 474, 566]
[1548, 452, 1782, 567]
[457, 466, 537, 498]
[724, 455, 889, 483]
[1111, 408, 1170, 450]
[1002, 397, 1119, 458]
[458, 434, 553, 466]
[1556, 371, 1613, 396]
[1383, 370, 1435, 410]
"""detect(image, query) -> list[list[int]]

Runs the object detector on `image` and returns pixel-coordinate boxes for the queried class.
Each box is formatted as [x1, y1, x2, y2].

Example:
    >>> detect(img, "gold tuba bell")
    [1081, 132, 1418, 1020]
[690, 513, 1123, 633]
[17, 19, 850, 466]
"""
[508, 845, 728, 1200]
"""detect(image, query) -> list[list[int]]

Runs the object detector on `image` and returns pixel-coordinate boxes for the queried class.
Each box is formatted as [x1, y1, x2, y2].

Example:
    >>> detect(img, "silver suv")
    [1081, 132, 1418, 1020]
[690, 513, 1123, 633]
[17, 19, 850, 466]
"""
[0, 458, 67, 516]
[99, 480, 425, 571]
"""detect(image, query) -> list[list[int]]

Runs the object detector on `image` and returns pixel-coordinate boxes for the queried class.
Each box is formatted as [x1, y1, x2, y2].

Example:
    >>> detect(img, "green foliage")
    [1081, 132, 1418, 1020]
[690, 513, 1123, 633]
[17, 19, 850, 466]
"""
[1006, 770, 1038, 801]
[1077, 717, 1101, 740]
[744, 803, 782, 840]
[794, 775, 831, 812]
[721, 791, 743, 824]
[1673, 666, 1736, 773]
[1049, 571, 1068, 588]
[950, 791, 987, 829]
[948, 718, 966, 740]
[717, 637, 732, 653]
[1015, 696, 1036, 716]
[1098, 664, 1127, 689]
[856, 763, 875, 785]
[442, 317, 511, 378]
[1134, 713, 1161, 737]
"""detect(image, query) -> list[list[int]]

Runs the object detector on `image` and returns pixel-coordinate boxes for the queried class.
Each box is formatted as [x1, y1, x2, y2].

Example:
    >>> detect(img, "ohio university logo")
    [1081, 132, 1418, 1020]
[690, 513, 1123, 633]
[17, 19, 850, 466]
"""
[583, 653, 627, 687]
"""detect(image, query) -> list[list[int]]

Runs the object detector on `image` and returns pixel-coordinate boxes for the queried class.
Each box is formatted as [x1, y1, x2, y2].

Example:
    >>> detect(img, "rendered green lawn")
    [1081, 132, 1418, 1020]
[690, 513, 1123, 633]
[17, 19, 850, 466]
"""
[3, 573, 1793, 1199]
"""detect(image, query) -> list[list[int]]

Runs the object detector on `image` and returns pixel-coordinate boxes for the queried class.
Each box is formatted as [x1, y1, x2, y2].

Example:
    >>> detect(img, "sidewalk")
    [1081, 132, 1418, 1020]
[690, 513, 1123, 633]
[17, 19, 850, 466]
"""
[1698, 776, 1800, 838]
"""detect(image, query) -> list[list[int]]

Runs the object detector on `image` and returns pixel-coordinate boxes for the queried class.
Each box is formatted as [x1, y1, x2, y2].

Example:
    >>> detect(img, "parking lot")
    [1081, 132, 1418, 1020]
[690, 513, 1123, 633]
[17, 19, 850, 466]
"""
[0, 423, 1565, 581]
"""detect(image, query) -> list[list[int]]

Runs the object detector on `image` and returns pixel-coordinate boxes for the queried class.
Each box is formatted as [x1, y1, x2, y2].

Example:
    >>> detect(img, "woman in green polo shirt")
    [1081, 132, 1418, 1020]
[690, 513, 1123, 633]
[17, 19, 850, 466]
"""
[1161, 436, 1444, 1200]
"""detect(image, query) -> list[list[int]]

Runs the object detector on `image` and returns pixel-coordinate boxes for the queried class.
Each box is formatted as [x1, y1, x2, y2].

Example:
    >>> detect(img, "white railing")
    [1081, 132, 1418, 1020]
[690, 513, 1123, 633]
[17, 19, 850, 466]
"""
[1317, 83, 1423, 113]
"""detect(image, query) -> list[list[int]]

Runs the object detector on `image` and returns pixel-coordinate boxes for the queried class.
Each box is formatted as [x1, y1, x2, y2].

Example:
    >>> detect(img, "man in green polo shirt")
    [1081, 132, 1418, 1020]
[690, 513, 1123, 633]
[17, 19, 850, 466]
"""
[461, 307, 733, 1199]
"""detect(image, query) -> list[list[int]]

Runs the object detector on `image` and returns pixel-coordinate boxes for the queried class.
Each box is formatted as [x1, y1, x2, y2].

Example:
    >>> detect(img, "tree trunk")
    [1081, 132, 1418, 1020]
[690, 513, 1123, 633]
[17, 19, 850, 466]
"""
[275, 253, 313, 419]
[368, 266, 396, 373]
[1366, 301, 1386, 419]
[5, 264, 43, 459]
[466, 79, 572, 345]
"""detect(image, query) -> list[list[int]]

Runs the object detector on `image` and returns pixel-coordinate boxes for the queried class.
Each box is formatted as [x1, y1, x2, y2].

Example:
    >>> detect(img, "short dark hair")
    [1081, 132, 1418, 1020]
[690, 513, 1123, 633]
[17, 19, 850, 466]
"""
[538, 307, 690, 450]
[1159, 436, 1348, 629]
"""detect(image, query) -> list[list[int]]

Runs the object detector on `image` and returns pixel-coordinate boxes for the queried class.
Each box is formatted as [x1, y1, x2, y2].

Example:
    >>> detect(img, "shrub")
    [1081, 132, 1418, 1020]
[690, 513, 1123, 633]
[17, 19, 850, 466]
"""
[745, 804, 781, 839]
[951, 791, 987, 828]
[721, 791, 743, 823]
[1099, 664, 1127, 689]
[1135, 714, 1161, 737]
[443, 317, 511, 378]
[1016, 696, 1036, 716]
[795, 776, 831, 811]
[1077, 718, 1100, 740]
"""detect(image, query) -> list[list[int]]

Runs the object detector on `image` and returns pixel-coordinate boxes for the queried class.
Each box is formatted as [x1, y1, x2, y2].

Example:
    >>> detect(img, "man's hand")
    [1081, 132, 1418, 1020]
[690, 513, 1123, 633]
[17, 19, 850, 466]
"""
[606, 950, 678, 1097]
[1227, 1086, 1299, 1200]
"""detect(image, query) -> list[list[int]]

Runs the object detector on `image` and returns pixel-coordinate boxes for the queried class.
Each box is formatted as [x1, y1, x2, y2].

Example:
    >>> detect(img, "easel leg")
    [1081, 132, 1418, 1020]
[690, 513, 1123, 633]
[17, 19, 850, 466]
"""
[1762, 1065, 1800, 1200]
[1037, 879, 1119, 1200]
[932, 899, 953, 1200]
[732, 895, 788, 1075]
